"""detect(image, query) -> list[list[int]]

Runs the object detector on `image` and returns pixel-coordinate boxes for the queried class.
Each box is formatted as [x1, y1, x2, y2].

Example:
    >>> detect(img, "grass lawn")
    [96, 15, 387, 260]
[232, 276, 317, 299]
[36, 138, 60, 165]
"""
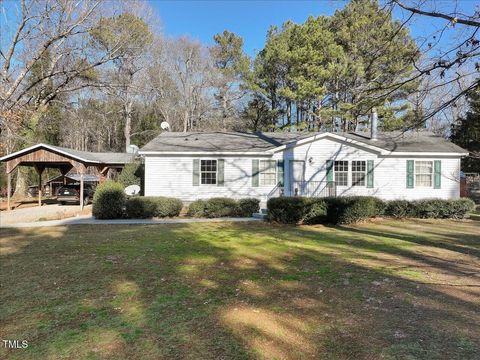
[1, 219, 479, 359]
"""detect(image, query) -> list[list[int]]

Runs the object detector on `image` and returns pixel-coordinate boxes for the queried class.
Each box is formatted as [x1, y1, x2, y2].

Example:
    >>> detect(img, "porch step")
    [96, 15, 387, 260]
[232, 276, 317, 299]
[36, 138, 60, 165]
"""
[252, 212, 268, 220]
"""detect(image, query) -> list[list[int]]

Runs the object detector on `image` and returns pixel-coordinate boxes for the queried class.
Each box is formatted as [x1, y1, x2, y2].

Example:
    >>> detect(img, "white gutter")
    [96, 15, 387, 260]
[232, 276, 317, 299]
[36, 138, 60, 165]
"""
[139, 151, 273, 156]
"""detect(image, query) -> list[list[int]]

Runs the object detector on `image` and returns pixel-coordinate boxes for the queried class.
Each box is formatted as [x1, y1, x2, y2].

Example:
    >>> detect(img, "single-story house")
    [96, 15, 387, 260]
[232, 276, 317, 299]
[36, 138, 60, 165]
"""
[138, 130, 468, 203]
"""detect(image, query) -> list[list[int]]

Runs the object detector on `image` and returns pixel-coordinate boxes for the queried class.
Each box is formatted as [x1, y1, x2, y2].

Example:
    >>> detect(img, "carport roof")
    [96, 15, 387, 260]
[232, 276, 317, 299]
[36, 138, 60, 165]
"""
[0, 143, 134, 164]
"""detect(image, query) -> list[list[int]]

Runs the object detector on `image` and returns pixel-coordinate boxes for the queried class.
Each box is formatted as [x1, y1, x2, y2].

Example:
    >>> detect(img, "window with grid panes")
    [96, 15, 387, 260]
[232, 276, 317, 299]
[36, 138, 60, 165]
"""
[200, 160, 217, 184]
[334, 161, 348, 186]
[352, 161, 366, 186]
[415, 161, 433, 187]
[259, 160, 276, 185]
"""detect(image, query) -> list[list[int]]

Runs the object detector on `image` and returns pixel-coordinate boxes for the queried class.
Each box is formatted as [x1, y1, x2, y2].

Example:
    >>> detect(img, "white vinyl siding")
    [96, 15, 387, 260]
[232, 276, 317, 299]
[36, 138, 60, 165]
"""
[144, 137, 461, 201]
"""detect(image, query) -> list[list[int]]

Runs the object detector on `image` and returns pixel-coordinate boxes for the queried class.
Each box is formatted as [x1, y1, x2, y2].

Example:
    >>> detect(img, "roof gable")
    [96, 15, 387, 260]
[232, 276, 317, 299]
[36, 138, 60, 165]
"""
[0, 143, 133, 164]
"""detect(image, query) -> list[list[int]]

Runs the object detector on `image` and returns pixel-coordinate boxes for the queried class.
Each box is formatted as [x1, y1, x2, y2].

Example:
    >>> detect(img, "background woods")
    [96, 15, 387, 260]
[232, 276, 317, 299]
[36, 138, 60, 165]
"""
[1, 0, 479, 193]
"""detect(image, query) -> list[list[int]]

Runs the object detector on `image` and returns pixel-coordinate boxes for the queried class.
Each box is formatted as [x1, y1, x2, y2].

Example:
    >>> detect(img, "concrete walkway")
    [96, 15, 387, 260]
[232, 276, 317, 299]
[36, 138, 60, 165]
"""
[1, 215, 264, 228]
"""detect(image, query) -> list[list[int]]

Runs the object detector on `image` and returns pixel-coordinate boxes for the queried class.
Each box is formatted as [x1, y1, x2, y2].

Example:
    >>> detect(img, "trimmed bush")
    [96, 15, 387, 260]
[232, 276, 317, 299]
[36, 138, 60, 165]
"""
[125, 196, 183, 218]
[125, 197, 156, 218]
[236, 198, 260, 217]
[447, 198, 476, 218]
[267, 197, 313, 224]
[268, 196, 385, 225]
[303, 199, 328, 224]
[92, 181, 126, 219]
[338, 196, 383, 224]
[384, 198, 475, 219]
[204, 198, 238, 217]
[323, 196, 384, 225]
[153, 197, 183, 217]
[188, 198, 261, 218]
[268, 196, 474, 224]
[187, 200, 207, 217]
[413, 199, 445, 218]
[385, 200, 414, 218]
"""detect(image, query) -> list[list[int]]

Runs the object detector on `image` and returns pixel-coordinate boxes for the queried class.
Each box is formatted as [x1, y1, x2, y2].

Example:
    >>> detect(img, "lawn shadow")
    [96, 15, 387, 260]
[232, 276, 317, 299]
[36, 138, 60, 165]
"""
[1, 220, 479, 359]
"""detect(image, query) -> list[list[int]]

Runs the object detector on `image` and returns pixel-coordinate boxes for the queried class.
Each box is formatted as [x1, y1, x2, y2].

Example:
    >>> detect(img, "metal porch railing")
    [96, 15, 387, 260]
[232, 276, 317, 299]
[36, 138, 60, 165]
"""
[290, 181, 336, 197]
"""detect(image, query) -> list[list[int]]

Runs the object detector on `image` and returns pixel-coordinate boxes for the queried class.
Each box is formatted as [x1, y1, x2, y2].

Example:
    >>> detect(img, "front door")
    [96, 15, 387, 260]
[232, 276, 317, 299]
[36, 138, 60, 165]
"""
[290, 160, 305, 196]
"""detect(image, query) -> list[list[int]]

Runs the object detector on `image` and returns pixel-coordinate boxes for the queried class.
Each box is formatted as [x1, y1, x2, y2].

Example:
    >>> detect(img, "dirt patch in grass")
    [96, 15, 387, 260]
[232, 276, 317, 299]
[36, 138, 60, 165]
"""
[0, 219, 479, 359]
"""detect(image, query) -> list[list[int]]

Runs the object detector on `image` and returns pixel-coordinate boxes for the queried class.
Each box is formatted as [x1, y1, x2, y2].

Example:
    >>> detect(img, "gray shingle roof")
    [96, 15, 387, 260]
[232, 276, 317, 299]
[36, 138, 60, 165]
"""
[140, 131, 467, 154]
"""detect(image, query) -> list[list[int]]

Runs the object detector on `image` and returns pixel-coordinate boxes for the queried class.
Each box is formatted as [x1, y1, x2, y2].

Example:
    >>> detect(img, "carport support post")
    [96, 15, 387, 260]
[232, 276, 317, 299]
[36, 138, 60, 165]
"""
[7, 172, 11, 211]
[34, 165, 44, 207]
[80, 173, 84, 210]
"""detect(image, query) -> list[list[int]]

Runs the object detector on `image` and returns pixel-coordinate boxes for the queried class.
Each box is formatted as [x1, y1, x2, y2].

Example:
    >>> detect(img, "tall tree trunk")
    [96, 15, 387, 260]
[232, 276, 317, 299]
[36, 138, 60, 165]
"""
[222, 94, 228, 130]
[13, 167, 28, 198]
[296, 104, 299, 126]
[124, 101, 133, 151]
[287, 101, 291, 127]
[183, 110, 189, 132]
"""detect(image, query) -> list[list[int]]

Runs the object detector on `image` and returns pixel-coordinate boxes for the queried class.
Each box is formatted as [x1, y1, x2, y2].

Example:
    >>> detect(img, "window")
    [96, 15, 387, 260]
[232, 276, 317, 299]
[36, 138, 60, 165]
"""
[200, 160, 217, 185]
[352, 161, 366, 186]
[415, 161, 433, 187]
[259, 160, 276, 185]
[334, 161, 348, 186]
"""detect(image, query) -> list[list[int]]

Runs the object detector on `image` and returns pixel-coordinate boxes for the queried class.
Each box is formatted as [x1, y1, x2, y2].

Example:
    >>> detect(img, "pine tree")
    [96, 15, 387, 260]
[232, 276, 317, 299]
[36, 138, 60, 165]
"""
[450, 84, 480, 172]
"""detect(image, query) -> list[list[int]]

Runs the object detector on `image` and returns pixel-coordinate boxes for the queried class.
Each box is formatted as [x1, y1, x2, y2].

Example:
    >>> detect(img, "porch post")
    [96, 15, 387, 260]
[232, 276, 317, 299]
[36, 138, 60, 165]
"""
[7, 172, 11, 211]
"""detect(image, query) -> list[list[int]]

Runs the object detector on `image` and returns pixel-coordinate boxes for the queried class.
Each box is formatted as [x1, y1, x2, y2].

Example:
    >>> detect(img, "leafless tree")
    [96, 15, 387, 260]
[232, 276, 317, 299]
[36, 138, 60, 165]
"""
[147, 37, 216, 132]
[0, 0, 127, 112]
[383, 0, 479, 126]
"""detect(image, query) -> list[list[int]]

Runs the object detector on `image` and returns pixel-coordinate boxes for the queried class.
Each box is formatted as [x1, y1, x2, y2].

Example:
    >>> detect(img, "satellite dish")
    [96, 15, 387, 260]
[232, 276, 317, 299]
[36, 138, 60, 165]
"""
[127, 144, 139, 154]
[125, 185, 141, 196]
[160, 121, 170, 131]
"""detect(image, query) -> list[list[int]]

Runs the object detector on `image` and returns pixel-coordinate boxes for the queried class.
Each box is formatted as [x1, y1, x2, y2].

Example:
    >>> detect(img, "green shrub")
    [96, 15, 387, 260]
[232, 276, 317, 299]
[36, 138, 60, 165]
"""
[385, 200, 415, 218]
[115, 161, 142, 187]
[125, 196, 183, 218]
[303, 199, 328, 224]
[323, 196, 383, 225]
[268, 196, 384, 224]
[413, 199, 445, 218]
[452, 198, 476, 218]
[188, 197, 260, 218]
[338, 196, 382, 224]
[153, 197, 183, 217]
[267, 197, 313, 224]
[385, 198, 475, 219]
[203, 197, 238, 218]
[125, 197, 157, 218]
[236, 198, 260, 217]
[187, 200, 207, 217]
[92, 181, 126, 219]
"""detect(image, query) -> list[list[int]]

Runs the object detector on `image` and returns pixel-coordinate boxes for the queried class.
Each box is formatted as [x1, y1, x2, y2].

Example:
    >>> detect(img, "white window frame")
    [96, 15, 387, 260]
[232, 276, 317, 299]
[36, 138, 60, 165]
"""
[351, 160, 367, 187]
[415, 160, 433, 188]
[200, 159, 217, 185]
[334, 160, 349, 186]
[259, 160, 277, 186]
